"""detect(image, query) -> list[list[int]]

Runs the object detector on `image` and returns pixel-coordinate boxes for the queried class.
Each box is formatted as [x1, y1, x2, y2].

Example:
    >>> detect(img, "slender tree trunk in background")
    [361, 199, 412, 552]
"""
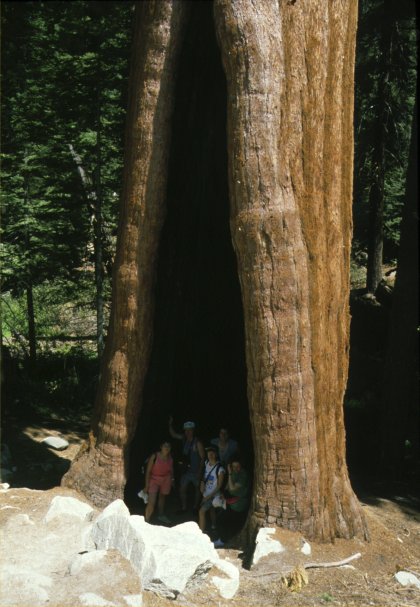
[62, 1, 188, 505]
[68, 143, 104, 357]
[214, 0, 368, 541]
[26, 282, 36, 364]
[380, 95, 419, 473]
[365, 131, 385, 294]
[94, 101, 104, 358]
[23, 163, 36, 365]
[365, 10, 393, 294]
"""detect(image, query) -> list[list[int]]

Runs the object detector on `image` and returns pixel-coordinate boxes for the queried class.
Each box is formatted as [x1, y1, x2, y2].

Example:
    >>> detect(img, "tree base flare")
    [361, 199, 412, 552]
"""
[61, 438, 126, 508]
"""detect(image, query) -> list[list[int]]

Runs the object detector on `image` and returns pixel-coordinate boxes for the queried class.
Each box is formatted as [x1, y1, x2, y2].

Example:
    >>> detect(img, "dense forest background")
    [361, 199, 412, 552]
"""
[1, 1, 418, 486]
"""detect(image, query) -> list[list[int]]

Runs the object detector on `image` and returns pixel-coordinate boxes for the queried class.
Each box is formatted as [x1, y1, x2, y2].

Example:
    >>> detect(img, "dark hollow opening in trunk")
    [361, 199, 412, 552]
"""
[125, 2, 253, 512]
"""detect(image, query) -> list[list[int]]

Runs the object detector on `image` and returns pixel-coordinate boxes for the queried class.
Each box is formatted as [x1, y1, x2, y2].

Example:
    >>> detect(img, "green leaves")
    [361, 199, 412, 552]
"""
[354, 0, 417, 262]
[1, 1, 133, 350]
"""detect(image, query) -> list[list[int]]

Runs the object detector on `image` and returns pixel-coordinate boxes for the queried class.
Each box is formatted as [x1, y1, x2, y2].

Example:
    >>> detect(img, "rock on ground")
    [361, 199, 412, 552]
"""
[2, 485, 420, 607]
[41, 436, 70, 451]
[44, 495, 94, 523]
[252, 527, 285, 566]
[0, 489, 239, 605]
[90, 499, 239, 599]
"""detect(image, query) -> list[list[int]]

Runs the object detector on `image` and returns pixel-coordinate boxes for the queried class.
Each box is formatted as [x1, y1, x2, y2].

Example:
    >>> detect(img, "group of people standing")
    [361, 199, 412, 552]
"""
[140, 417, 249, 547]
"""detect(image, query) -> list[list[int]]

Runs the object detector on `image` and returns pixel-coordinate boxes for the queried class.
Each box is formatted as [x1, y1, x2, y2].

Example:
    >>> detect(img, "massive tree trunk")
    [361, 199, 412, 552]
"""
[214, 0, 367, 541]
[64, 0, 368, 541]
[62, 1, 188, 505]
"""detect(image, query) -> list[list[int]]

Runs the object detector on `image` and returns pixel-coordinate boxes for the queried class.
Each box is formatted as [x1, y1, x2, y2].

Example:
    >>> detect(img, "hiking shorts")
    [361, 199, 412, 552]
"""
[148, 475, 171, 495]
[180, 469, 200, 489]
[200, 497, 214, 512]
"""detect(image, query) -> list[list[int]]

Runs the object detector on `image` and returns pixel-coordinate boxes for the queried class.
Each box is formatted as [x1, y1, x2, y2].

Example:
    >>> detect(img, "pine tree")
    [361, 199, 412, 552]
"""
[353, 0, 417, 289]
[1, 1, 133, 356]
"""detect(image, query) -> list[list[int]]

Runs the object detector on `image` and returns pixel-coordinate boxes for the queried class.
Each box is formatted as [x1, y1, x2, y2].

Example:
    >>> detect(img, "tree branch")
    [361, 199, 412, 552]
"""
[304, 552, 362, 569]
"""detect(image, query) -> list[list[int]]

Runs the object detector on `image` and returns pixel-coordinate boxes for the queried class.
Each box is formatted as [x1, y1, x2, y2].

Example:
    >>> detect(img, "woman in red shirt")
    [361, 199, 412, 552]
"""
[144, 441, 174, 524]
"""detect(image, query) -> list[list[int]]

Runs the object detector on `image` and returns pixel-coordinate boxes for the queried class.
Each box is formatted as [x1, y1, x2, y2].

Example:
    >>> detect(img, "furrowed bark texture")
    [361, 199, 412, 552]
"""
[214, 0, 368, 540]
[62, 1, 187, 506]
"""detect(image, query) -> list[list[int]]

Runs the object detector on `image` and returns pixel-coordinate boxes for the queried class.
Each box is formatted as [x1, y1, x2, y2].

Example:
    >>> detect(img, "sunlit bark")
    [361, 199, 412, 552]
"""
[62, 1, 188, 505]
[214, 0, 368, 541]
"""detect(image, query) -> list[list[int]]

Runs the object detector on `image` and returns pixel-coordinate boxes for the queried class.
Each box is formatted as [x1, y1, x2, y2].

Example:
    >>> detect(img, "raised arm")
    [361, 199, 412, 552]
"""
[226, 463, 243, 492]
[168, 415, 183, 440]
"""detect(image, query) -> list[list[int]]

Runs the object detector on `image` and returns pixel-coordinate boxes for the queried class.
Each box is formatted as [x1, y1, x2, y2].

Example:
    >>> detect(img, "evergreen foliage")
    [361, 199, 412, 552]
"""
[0, 0, 417, 483]
[1, 1, 134, 353]
[353, 0, 417, 263]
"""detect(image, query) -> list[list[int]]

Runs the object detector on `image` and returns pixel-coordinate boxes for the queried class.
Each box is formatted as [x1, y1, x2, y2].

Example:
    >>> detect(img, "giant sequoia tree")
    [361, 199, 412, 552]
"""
[63, 0, 368, 542]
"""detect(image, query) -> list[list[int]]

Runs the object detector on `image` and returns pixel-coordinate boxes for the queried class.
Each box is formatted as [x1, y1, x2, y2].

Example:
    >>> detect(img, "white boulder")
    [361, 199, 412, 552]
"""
[42, 436, 69, 450]
[89, 499, 238, 599]
[0, 565, 52, 604]
[252, 528, 285, 566]
[395, 571, 420, 589]
[68, 550, 107, 575]
[211, 558, 240, 599]
[44, 495, 94, 523]
[301, 539, 312, 555]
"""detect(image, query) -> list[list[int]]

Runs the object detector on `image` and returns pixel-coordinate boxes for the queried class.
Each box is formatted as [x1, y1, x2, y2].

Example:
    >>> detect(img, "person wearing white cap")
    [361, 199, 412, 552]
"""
[169, 416, 205, 512]
[198, 445, 225, 533]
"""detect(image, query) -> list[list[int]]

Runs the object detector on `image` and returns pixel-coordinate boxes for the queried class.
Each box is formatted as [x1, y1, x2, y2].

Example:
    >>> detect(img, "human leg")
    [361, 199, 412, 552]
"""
[198, 498, 212, 531]
[198, 505, 207, 530]
[180, 471, 198, 511]
[156, 492, 171, 524]
[193, 483, 201, 509]
[210, 506, 217, 529]
[157, 492, 166, 515]
[145, 490, 158, 522]
[156, 475, 171, 516]
[179, 475, 189, 511]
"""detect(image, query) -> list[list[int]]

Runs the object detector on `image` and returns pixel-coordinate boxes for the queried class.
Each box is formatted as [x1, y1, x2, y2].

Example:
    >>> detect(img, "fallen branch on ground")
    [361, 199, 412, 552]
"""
[304, 552, 362, 569]
[247, 552, 362, 578]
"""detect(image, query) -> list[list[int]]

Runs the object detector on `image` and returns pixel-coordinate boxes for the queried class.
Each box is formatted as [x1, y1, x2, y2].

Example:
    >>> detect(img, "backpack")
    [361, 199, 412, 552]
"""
[179, 437, 197, 473]
[141, 452, 157, 476]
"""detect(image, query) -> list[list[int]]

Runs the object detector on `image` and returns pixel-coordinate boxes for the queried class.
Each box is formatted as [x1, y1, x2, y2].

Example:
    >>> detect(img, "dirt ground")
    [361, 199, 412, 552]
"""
[1, 415, 420, 606]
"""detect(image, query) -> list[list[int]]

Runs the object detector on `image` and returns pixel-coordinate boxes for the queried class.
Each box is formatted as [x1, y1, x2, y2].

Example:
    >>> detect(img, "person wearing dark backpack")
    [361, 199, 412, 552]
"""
[198, 446, 225, 533]
[143, 441, 174, 524]
[168, 417, 205, 512]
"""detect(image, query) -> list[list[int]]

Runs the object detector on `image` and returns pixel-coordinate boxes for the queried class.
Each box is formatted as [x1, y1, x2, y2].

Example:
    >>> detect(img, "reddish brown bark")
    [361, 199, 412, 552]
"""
[214, 0, 368, 541]
[65, 0, 368, 543]
[62, 1, 188, 505]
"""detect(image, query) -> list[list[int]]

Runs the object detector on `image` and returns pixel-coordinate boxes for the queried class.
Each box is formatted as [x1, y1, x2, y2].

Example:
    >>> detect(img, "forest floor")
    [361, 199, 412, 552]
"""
[1, 412, 420, 607]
